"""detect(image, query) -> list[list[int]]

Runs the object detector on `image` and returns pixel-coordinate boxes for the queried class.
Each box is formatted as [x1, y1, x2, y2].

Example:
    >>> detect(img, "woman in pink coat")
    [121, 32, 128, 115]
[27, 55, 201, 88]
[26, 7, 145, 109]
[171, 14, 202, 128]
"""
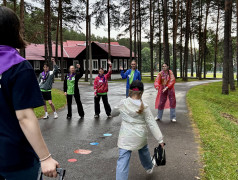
[154, 63, 176, 122]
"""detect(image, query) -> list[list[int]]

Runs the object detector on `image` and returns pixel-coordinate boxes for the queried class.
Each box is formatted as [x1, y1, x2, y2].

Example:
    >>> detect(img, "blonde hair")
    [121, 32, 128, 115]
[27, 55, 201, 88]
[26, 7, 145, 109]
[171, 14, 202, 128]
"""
[129, 89, 144, 114]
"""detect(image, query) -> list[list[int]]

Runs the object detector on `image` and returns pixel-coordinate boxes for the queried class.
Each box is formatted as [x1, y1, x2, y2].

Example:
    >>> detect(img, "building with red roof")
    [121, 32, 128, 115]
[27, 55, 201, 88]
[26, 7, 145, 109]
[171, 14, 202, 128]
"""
[26, 40, 135, 77]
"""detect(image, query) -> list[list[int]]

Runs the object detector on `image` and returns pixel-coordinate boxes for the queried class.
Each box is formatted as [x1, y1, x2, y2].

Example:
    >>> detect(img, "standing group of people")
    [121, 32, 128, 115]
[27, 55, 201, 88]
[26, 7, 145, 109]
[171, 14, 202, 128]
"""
[0, 6, 178, 180]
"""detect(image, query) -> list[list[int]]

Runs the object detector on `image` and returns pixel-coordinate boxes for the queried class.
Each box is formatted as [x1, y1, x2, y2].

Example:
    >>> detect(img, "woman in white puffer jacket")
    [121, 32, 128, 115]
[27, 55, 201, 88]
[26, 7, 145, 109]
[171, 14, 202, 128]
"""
[112, 80, 164, 180]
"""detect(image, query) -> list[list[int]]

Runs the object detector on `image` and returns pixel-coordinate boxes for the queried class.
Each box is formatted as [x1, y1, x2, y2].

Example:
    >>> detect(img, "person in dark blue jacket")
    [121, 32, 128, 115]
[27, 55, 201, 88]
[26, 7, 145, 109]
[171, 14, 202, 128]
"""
[120, 60, 141, 97]
[0, 7, 59, 180]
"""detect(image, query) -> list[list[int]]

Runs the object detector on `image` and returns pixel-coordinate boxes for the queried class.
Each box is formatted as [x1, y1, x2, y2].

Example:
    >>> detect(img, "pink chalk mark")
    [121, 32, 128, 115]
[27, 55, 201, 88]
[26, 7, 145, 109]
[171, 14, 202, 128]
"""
[68, 158, 77, 162]
[74, 149, 92, 155]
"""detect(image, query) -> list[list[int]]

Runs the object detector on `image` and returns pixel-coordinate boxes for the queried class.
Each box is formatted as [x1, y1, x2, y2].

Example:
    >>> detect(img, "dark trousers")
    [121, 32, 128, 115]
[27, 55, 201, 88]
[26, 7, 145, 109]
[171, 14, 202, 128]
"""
[94, 94, 111, 116]
[67, 94, 84, 117]
[0, 158, 42, 180]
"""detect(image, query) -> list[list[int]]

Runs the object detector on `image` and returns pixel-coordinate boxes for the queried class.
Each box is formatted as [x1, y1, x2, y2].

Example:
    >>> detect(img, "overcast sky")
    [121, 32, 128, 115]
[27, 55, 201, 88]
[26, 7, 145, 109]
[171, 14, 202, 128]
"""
[26, 0, 133, 41]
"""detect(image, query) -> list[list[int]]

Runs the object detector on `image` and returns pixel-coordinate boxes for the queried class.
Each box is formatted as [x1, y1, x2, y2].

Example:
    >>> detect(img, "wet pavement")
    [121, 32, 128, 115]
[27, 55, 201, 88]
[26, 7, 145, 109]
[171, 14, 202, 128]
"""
[39, 80, 220, 180]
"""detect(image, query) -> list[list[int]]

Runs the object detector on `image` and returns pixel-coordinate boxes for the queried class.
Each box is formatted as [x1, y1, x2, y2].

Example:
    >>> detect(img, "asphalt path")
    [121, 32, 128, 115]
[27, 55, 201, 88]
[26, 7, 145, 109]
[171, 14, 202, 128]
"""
[39, 80, 220, 180]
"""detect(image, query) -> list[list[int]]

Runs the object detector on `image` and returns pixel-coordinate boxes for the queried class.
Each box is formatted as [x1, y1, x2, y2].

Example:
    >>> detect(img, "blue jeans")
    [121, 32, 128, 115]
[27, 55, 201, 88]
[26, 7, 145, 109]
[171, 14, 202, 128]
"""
[0, 158, 42, 180]
[158, 108, 176, 120]
[116, 145, 153, 180]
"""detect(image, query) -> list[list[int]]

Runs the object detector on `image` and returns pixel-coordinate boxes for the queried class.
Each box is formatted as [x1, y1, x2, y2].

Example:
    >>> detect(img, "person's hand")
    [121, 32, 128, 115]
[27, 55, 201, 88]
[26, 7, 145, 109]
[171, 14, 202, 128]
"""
[162, 87, 168, 93]
[51, 58, 55, 62]
[64, 92, 67, 96]
[108, 60, 112, 66]
[156, 87, 159, 90]
[76, 64, 80, 68]
[41, 157, 59, 178]
[119, 66, 123, 71]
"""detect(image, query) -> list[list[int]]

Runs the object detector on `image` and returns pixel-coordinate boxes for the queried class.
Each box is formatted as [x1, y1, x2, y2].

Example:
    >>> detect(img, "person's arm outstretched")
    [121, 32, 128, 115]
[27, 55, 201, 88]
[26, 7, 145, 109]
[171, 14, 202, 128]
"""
[105, 60, 112, 79]
[144, 108, 164, 145]
[16, 109, 59, 178]
[120, 66, 129, 79]
[51, 58, 58, 75]
[111, 99, 124, 117]
[76, 64, 84, 79]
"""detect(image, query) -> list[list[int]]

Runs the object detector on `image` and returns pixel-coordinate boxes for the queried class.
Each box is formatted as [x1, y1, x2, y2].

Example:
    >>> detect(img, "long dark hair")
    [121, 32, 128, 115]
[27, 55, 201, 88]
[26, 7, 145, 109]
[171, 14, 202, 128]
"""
[129, 80, 144, 114]
[0, 6, 26, 48]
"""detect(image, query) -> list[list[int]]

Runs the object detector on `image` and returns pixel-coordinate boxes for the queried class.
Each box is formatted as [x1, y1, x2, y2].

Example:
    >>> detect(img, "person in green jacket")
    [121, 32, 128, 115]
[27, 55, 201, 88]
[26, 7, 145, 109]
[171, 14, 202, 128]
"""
[64, 64, 84, 119]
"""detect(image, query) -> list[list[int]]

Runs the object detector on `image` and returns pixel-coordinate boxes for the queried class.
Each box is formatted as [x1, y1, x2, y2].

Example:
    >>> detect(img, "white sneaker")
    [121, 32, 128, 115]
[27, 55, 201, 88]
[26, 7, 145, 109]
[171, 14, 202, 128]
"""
[146, 157, 156, 174]
[146, 166, 154, 174]
[155, 117, 160, 121]
[43, 114, 49, 119]
[54, 112, 58, 119]
[171, 118, 177, 122]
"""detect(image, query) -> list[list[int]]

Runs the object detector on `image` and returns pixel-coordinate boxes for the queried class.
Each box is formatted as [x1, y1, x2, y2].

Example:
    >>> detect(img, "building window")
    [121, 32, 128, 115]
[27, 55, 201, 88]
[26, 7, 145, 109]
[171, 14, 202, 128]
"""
[119, 59, 123, 69]
[34, 61, 40, 70]
[92, 59, 98, 70]
[124, 59, 127, 69]
[112, 59, 118, 70]
[100, 59, 107, 70]
[73, 60, 79, 67]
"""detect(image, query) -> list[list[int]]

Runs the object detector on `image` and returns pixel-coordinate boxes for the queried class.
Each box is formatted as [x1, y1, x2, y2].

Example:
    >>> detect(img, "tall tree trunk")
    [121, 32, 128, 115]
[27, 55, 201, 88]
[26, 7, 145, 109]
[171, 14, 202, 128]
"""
[3, 0, 6, 6]
[236, 0, 238, 86]
[130, 0, 133, 62]
[47, 0, 52, 68]
[59, 0, 64, 81]
[55, 4, 60, 63]
[134, 0, 137, 62]
[222, 0, 232, 94]
[150, 0, 154, 80]
[85, 0, 89, 82]
[138, 0, 142, 73]
[228, 2, 235, 90]
[183, 0, 192, 81]
[198, 0, 202, 79]
[202, 1, 210, 79]
[20, 0, 25, 58]
[190, 29, 194, 77]
[179, 0, 183, 78]
[108, 0, 111, 61]
[158, 0, 162, 72]
[44, 0, 48, 62]
[13, 0, 16, 12]
[137, 0, 140, 71]
[173, 0, 180, 78]
[214, 3, 220, 78]
[163, 0, 170, 66]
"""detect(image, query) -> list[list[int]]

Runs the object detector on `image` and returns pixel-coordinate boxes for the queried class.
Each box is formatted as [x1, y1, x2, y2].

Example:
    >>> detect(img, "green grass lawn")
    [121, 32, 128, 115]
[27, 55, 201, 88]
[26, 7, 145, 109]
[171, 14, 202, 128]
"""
[187, 82, 238, 180]
[34, 89, 66, 118]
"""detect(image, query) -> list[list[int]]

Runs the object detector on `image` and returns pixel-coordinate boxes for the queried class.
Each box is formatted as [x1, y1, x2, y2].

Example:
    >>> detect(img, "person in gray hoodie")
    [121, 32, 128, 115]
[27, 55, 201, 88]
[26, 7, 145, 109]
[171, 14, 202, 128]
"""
[38, 58, 58, 119]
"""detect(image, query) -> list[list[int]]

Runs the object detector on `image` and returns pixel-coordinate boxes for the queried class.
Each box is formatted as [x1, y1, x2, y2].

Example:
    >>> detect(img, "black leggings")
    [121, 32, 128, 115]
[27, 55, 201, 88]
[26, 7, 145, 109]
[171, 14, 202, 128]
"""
[94, 94, 111, 116]
[67, 94, 84, 117]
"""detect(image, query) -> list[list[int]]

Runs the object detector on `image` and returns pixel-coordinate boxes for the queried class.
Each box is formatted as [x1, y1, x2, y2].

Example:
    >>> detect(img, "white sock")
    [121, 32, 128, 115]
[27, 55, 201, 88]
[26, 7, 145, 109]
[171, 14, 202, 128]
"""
[45, 112, 48, 116]
[54, 112, 57, 114]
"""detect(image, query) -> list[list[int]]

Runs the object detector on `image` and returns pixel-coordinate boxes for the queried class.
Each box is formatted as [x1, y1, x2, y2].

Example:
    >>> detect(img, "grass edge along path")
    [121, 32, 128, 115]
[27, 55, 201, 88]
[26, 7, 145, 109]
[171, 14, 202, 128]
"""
[187, 81, 238, 180]
[34, 88, 66, 118]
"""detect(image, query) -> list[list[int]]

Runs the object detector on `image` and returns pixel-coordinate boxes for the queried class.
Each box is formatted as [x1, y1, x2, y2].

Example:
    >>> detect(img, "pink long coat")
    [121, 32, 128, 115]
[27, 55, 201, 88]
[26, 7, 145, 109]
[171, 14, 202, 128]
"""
[154, 70, 176, 109]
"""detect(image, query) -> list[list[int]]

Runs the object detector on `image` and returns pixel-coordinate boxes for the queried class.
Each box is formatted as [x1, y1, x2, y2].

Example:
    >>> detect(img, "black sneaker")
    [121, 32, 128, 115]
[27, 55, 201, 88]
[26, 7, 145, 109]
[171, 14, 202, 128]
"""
[67, 115, 72, 119]
[94, 114, 99, 118]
